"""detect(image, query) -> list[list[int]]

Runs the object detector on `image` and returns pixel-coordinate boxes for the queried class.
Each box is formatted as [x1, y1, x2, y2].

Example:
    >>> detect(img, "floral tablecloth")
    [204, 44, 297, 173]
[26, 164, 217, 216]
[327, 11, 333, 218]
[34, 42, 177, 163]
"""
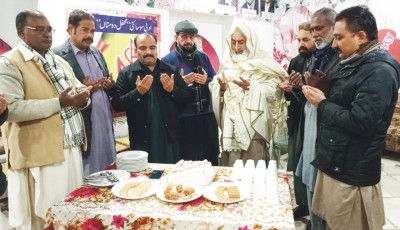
[45, 166, 295, 230]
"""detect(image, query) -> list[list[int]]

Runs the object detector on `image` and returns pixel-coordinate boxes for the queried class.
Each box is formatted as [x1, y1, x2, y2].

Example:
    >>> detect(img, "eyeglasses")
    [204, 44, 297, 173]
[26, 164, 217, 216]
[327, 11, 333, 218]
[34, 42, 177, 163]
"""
[25, 26, 55, 34]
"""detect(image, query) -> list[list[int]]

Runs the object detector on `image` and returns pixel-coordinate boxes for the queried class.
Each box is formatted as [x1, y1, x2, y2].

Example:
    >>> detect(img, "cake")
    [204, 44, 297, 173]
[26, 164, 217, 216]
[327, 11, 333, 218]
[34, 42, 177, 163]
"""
[166, 160, 216, 187]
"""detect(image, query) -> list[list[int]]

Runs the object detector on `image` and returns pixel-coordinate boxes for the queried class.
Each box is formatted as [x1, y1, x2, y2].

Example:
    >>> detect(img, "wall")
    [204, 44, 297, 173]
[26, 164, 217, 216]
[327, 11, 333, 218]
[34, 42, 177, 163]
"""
[167, 8, 234, 69]
[0, 0, 38, 46]
[38, 0, 170, 56]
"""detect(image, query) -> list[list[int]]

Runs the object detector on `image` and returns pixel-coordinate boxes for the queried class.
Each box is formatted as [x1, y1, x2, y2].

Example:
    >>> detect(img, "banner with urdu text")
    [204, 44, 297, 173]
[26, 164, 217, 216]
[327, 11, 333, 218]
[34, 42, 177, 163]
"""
[63, 6, 162, 77]
[91, 12, 160, 76]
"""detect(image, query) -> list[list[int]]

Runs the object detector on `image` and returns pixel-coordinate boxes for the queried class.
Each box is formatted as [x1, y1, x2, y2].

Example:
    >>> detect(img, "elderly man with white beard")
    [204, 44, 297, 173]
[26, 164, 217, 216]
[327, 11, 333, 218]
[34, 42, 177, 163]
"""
[209, 24, 287, 167]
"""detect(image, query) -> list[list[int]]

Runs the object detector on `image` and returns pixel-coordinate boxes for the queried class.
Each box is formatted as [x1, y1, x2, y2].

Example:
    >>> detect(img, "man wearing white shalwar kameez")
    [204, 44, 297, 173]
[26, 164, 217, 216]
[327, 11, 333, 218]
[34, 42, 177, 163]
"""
[0, 10, 91, 229]
[209, 24, 287, 166]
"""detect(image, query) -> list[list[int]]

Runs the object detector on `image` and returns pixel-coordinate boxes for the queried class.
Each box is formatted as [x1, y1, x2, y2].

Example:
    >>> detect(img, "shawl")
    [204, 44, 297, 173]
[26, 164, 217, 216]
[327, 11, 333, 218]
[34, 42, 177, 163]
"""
[209, 24, 287, 151]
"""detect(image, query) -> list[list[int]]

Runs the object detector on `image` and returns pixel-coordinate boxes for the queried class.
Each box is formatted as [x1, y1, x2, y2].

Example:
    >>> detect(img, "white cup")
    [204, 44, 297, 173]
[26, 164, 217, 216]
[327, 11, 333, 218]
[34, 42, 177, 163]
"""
[245, 160, 255, 171]
[233, 159, 244, 169]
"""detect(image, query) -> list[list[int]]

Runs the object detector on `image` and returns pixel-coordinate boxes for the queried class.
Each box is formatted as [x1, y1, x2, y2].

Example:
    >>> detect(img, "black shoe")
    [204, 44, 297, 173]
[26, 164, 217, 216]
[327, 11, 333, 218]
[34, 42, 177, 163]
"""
[293, 205, 309, 219]
[305, 220, 312, 230]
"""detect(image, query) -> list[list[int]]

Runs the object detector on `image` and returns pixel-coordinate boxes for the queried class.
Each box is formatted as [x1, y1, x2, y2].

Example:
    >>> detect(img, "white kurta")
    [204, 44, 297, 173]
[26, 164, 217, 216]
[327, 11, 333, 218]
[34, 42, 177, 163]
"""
[8, 146, 83, 229]
[209, 24, 288, 152]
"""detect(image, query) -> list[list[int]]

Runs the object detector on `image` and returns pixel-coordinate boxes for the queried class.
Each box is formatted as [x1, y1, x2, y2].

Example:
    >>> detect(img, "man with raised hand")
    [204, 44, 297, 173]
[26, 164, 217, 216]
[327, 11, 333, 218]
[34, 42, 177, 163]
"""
[304, 6, 399, 229]
[112, 33, 190, 164]
[0, 10, 90, 229]
[53, 9, 116, 176]
[209, 24, 287, 167]
[162, 20, 219, 165]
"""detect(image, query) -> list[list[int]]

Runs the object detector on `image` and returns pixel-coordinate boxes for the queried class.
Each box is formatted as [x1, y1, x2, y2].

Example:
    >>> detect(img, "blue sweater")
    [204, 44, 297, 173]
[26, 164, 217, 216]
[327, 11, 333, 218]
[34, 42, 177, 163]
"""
[162, 50, 216, 118]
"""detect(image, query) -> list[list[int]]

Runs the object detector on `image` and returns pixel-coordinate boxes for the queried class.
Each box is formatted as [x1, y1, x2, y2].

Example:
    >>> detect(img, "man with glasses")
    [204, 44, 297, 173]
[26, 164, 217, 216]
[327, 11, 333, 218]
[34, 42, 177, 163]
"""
[53, 10, 117, 176]
[0, 10, 90, 229]
[112, 33, 190, 164]
[162, 20, 219, 165]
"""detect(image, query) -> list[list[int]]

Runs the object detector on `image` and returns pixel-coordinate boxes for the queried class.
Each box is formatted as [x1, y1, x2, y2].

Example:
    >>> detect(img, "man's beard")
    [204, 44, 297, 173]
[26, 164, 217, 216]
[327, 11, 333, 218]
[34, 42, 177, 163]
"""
[315, 34, 334, 49]
[231, 50, 250, 63]
[299, 47, 313, 58]
[179, 43, 196, 53]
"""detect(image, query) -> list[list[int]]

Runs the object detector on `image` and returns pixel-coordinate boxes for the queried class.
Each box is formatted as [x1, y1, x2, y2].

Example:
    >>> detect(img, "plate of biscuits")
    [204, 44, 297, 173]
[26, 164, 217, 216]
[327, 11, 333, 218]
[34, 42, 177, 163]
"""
[156, 183, 202, 203]
[203, 182, 250, 204]
[112, 178, 158, 200]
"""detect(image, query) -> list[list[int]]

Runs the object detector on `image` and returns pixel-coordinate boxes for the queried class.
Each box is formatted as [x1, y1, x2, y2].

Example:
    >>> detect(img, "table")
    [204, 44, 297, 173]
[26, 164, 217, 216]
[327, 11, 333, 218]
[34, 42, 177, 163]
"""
[44, 164, 295, 230]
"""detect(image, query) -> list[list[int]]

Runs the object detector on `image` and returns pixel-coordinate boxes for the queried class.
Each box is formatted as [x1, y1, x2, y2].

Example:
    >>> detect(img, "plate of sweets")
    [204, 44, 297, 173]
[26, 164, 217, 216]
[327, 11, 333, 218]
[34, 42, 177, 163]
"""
[156, 183, 202, 203]
[203, 182, 250, 204]
[112, 177, 158, 200]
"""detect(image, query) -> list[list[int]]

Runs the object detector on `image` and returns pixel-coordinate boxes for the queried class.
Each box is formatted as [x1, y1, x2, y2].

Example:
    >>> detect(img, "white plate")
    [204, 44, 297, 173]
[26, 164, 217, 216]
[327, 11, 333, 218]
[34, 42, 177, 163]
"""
[156, 183, 203, 203]
[112, 178, 157, 200]
[85, 170, 131, 187]
[117, 150, 148, 160]
[203, 182, 250, 204]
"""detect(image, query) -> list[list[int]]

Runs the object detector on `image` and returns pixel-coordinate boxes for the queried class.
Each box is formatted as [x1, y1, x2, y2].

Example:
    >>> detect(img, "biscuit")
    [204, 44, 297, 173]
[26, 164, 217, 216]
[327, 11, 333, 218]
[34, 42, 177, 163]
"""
[176, 185, 183, 193]
[165, 184, 173, 193]
[226, 186, 240, 199]
[169, 191, 179, 200]
[184, 187, 195, 196]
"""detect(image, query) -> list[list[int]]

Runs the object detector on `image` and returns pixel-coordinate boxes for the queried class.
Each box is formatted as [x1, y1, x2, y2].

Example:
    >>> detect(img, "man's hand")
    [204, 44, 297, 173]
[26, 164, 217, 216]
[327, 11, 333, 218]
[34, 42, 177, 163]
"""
[194, 68, 207, 85]
[160, 73, 174, 93]
[59, 86, 91, 108]
[83, 76, 106, 93]
[302, 85, 326, 107]
[233, 76, 250, 90]
[304, 70, 329, 94]
[0, 93, 8, 114]
[136, 75, 153, 95]
[181, 69, 195, 85]
[278, 75, 292, 92]
[103, 73, 115, 90]
[218, 72, 228, 91]
[289, 70, 304, 88]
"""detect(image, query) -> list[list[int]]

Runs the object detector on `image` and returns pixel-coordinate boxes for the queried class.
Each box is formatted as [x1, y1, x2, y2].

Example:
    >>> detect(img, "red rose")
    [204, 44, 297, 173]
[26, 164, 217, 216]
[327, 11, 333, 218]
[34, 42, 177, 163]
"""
[111, 214, 128, 229]
[44, 225, 55, 230]
[188, 196, 205, 207]
[69, 187, 99, 198]
[82, 218, 105, 230]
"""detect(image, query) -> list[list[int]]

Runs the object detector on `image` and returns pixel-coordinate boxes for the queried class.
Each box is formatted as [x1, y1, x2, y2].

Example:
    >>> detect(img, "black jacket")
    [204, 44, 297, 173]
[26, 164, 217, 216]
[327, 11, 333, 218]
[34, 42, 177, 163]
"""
[291, 52, 341, 169]
[111, 60, 190, 148]
[313, 49, 400, 186]
[285, 55, 309, 171]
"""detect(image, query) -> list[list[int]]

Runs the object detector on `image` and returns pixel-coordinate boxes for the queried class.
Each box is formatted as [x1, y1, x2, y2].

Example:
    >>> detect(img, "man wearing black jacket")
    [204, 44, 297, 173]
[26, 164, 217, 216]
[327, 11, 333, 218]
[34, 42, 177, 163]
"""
[279, 21, 315, 221]
[290, 8, 341, 230]
[111, 33, 191, 164]
[304, 6, 400, 229]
